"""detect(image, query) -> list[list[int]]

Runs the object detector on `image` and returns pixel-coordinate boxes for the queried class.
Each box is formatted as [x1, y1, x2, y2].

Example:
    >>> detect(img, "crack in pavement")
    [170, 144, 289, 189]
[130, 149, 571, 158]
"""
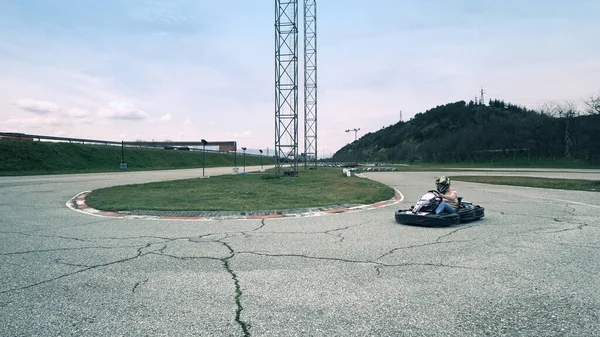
[242, 251, 482, 271]
[218, 240, 251, 337]
[253, 219, 266, 232]
[223, 221, 374, 244]
[0, 243, 162, 294]
[0, 231, 190, 245]
[435, 225, 475, 242]
[523, 194, 600, 210]
[100, 235, 188, 241]
[237, 220, 375, 242]
[0, 219, 117, 234]
[0, 219, 488, 335]
[373, 239, 474, 262]
[0, 245, 141, 256]
[237, 221, 268, 239]
[148, 236, 251, 336]
[550, 240, 600, 249]
[325, 230, 345, 243]
[0, 230, 91, 242]
[137, 221, 483, 334]
[545, 222, 590, 234]
[488, 212, 564, 221]
[47, 219, 120, 230]
[564, 204, 576, 216]
[54, 258, 90, 268]
[324, 220, 373, 244]
[373, 225, 476, 262]
[148, 251, 222, 262]
[132, 277, 149, 294]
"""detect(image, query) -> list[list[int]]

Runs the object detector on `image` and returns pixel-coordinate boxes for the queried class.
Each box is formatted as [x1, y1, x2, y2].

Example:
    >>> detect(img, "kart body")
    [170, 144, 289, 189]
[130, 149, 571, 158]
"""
[395, 190, 484, 226]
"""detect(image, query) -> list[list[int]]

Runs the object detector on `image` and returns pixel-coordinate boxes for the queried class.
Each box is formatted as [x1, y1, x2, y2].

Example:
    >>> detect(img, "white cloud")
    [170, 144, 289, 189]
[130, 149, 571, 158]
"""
[97, 101, 149, 120]
[14, 99, 61, 115]
[66, 108, 90, 118]
[3, 116, 65, 129]
[230, 131, 252, 138]
[160, 113, 172, 121]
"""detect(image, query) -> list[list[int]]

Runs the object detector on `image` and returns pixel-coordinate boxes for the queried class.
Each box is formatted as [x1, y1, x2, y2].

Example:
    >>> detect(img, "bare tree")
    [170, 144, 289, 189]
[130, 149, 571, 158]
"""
[539, 101, 580, 158]
[584, 91, 600, 114]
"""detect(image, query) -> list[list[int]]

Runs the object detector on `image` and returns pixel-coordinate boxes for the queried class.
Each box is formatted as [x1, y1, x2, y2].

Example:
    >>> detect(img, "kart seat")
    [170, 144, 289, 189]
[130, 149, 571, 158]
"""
[458, 197, 463, 209]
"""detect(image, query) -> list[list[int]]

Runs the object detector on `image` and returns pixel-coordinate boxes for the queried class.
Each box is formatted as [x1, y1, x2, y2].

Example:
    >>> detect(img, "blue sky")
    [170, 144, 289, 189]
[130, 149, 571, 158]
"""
[1, 0, 599, 157]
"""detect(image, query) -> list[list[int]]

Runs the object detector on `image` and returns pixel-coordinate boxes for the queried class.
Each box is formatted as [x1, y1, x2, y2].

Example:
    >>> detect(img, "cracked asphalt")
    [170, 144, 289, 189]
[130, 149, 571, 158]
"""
[1, 166, 599, 336]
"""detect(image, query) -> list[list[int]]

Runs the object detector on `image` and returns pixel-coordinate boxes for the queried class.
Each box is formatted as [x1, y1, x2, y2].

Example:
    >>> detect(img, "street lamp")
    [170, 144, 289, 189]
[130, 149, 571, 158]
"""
[241, 147, 247, 173]
[201, 139, 208, 177]
[120, 140, 127, 170]
[259, 149, 263, 171]
[345, 128, 360, 141]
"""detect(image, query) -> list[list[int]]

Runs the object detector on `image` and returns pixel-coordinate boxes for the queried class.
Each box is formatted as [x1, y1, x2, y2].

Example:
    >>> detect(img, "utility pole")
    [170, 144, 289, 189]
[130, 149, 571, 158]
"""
[399, 110, 402, 122]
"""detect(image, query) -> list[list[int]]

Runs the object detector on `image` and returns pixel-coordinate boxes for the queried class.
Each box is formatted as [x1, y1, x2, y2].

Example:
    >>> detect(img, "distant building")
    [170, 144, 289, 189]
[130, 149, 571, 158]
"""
[219, 145, 235, 152]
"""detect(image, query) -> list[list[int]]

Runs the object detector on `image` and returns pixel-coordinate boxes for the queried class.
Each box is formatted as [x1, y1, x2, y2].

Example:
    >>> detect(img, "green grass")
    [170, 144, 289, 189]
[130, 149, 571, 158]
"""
[3, 139, 599, 176]
[0, 140, 274, 175]
[5, 139, 599, 212]
[85, 167, 396, 212]
[452, 176, 600, 192]
[385, 158, 600, 171]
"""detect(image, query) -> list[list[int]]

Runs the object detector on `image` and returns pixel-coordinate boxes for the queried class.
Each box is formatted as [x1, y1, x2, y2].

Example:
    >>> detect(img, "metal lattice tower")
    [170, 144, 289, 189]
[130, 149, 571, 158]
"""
[303, 0, 317, 168]
[275, 0, 299, 176]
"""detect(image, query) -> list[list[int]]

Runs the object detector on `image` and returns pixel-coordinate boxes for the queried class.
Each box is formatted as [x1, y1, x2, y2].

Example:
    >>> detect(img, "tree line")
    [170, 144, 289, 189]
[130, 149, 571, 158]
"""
[332, 92, 600, 164]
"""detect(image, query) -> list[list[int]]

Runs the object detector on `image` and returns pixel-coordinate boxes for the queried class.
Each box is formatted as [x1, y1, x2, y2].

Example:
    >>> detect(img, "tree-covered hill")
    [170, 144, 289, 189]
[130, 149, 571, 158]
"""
[333, 100, 600, 164]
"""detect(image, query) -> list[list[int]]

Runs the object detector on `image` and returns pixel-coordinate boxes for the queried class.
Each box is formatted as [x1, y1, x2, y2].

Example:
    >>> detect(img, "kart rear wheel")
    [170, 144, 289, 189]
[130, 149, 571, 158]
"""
[395, 210, 460, 227]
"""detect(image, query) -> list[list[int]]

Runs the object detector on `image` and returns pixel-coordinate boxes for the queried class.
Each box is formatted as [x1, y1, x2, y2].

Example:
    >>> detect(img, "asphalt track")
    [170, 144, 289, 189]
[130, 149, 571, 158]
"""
[1, 167, 599, 336]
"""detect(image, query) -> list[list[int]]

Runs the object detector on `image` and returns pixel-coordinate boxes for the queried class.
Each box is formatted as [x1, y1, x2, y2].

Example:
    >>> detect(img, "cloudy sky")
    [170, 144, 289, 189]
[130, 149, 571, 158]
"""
[1, 0, 599, 157]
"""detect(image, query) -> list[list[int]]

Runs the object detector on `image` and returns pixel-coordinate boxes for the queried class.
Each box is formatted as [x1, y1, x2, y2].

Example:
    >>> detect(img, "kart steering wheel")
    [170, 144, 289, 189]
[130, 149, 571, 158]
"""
[428, 190, 442, 201]
[428, 189, 441, 196]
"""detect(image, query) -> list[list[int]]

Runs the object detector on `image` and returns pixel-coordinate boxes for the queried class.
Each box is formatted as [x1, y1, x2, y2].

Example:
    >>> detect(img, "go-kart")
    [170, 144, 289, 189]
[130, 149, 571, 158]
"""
[395, 190, 484, 226]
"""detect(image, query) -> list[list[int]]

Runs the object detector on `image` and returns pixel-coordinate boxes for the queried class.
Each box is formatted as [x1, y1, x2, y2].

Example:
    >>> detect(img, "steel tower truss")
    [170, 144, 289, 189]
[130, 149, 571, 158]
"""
[303, 0, 317, 168]
[275, 0, 299, 176]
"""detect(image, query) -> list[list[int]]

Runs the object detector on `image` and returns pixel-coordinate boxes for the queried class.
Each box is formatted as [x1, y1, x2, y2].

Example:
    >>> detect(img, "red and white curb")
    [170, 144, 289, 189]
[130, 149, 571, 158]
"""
[67, 189, 404, 221]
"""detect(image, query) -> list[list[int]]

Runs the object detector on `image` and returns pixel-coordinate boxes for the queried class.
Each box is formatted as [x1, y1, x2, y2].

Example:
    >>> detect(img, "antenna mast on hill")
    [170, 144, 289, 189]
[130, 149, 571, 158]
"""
[480, 87, 485, 105]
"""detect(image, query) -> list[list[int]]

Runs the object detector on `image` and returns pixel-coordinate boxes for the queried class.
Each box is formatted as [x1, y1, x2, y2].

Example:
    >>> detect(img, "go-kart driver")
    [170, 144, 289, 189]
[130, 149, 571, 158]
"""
[435, 176, 459, 214]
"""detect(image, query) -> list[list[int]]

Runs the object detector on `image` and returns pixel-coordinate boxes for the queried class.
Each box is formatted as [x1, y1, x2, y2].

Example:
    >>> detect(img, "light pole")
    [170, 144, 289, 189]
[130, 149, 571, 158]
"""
[345, 128, 360, 165]
[201, 139, 207, 177]
[120, 140, 127, 170]
[241, 147, 247, 173]
[345, 128, 360, 141]
[259, 149, 263, 171]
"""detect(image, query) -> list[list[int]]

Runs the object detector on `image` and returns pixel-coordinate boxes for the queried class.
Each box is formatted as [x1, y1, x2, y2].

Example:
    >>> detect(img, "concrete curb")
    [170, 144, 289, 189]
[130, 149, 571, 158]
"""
[66, 189, 404, 221]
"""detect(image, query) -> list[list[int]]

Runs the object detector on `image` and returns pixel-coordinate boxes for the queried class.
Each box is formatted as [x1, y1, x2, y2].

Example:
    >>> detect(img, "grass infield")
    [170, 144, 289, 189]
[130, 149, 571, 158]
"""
[85, 167, 396, 212]
[452, 176, 600, 192]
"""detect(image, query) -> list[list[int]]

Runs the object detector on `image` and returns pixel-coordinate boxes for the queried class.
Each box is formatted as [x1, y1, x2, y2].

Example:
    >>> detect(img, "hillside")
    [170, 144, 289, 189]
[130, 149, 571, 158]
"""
[333, 100, 600, 164]
[0, 140, 274, 175]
